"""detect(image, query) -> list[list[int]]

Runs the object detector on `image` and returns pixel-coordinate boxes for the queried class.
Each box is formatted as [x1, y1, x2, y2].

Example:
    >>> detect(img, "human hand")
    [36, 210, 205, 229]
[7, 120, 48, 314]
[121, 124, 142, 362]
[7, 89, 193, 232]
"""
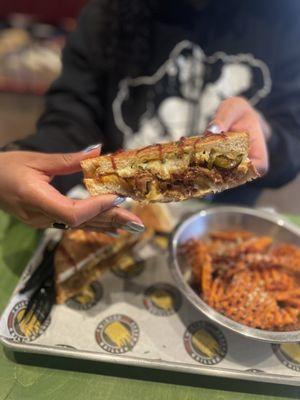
[207, 97, 270, 176]
[0, 145, 144, 234]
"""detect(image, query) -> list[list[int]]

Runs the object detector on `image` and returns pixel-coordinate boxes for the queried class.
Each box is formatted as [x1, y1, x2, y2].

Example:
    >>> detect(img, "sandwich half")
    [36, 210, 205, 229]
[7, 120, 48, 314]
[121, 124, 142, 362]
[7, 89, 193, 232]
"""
[81, 132, 259, 203]
[54, 228, 153, 303]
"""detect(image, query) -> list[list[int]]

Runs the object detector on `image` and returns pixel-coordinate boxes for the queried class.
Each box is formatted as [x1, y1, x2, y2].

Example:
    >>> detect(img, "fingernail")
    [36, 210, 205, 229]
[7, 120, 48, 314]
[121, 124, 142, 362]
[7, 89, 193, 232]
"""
[51, 222, 69, 230]
[206, 123, 222, 134]
[123, 221, 145, 233]
[83, 143, 102, 153]
[113, 197, 126, 206]
[106, 232, 120, 238]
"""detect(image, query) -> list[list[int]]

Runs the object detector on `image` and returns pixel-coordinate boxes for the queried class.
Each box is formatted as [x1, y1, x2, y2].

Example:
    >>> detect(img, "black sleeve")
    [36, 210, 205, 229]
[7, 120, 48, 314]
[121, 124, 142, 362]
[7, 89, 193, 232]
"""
[10, 2, 107, 154]
[255, 14, 300, 188]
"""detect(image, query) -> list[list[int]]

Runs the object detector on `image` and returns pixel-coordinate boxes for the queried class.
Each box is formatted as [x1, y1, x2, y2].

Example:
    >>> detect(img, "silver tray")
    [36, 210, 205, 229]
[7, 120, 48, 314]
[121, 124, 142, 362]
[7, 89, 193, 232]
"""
[1, 201, 300, 387]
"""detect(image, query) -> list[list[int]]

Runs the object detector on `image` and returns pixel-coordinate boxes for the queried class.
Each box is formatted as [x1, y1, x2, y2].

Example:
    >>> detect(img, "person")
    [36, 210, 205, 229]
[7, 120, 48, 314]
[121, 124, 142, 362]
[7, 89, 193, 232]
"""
[1, 0, 300, 232]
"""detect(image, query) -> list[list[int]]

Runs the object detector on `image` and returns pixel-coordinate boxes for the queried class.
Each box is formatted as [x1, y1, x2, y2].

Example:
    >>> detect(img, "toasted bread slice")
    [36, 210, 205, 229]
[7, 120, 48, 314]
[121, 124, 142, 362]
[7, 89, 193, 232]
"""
[81, 132, 258, 203]
[54, 229, 152, 303]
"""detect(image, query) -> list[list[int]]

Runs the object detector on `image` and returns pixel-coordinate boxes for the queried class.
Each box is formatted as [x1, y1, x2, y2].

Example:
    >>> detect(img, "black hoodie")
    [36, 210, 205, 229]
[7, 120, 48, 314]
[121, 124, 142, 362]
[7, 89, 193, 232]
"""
[6, 0, 300, 203]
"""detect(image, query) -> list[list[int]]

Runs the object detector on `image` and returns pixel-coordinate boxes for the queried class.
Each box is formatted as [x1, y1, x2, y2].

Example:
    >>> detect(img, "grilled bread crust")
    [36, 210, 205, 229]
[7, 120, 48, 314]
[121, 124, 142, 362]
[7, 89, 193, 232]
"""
[81, 132, 258, 202]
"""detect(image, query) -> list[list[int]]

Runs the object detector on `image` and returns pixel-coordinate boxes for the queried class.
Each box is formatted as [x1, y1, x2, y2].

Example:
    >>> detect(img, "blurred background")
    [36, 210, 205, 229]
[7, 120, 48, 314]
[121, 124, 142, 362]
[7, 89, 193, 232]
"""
[0, 0, 85, 141]
[0, 0, 299, 213]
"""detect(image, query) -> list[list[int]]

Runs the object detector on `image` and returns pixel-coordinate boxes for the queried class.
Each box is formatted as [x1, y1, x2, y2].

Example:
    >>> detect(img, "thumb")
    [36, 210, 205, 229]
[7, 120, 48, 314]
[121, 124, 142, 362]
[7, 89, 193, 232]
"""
[26, 179, 127, 227]
[207, 97, 249, 133]
[36, 144, 101, 176]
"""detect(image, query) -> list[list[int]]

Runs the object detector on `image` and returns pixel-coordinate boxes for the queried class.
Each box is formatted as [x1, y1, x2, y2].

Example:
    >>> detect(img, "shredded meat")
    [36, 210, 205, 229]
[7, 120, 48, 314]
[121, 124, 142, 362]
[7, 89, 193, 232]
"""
[125, 165, 240, 196]
[128, 173, 152, 196]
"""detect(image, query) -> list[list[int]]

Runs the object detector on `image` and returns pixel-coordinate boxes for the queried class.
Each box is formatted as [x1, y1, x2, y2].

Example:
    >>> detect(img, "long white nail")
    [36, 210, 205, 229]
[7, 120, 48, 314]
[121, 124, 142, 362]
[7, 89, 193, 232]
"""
[113, 197, 126, 206]
[83, 143, 102, 153]
[206, 123, 222, 134]
[123, 222, 145, 233]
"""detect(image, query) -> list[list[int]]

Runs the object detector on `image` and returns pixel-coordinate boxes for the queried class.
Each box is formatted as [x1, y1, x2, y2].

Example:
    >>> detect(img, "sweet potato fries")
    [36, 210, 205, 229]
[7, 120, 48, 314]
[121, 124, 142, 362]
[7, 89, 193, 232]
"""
[181, 230, 300, 331]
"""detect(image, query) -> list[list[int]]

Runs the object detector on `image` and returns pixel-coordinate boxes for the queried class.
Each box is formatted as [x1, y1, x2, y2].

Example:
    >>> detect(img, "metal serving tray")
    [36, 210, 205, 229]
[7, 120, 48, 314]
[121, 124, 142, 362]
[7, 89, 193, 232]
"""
[1, 201, 300, 387]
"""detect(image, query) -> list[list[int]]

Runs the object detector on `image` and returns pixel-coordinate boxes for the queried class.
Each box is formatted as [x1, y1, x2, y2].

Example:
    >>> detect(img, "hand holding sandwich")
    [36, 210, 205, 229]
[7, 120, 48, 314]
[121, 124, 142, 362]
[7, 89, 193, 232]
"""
[0, 145, 144, 233]
[0, 96, 269, 230]
[81, 97, 268, 202]
[206, 97, 270, 176]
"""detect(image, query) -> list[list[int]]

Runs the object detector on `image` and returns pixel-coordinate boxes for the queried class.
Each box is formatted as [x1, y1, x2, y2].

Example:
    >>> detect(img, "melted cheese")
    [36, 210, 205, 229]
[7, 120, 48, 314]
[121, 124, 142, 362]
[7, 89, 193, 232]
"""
[194, 149, 210, 163]
[236, 157, 250, 173]
[116, 155, 191, 179]
[146, 181, 161, 201]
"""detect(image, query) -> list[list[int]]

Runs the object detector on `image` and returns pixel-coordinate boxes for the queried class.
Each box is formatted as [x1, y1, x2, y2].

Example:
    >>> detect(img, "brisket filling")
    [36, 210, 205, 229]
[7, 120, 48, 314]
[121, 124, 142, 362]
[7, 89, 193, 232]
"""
[126, 162, 242, 197]
[99, 153, 244, 197]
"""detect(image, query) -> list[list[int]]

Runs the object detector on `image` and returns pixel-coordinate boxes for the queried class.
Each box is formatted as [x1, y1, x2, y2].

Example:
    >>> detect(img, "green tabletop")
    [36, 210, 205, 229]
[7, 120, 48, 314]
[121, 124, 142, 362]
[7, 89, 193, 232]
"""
[1, 211, 300, 400]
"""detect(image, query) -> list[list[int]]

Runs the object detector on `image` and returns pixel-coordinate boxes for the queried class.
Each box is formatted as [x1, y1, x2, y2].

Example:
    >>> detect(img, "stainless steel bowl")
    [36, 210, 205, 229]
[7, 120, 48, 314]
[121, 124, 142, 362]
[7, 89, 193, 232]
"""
[170, 206, 300, 343]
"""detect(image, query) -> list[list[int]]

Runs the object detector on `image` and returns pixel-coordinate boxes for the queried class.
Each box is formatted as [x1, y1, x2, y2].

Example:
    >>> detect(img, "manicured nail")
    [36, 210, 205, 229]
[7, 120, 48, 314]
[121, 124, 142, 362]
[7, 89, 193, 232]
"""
[106, 232, 120, 238]
[206, 123, 222, 134]
[113, 197, 126, 206]
[83, 143, 102, 153]
[123, 221, 145, 233]
[51, 222, 69, 230]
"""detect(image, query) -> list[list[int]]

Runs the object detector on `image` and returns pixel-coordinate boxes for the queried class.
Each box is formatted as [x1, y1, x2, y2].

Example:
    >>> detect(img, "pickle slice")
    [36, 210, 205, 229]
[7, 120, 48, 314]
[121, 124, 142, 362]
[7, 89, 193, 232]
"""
[213, 154, 243, 169]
